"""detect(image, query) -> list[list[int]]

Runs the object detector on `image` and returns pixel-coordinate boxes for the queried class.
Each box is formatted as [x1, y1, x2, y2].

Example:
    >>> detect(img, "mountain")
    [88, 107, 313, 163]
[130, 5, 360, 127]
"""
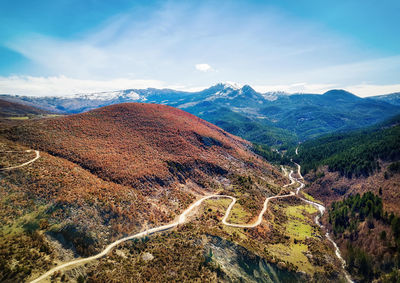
[1, 103, 301, 281]
[2, 85, 400, 147]
[370, 92, 400, 106]
[0, 98, 49, 117]
[260, 89, 400, 140]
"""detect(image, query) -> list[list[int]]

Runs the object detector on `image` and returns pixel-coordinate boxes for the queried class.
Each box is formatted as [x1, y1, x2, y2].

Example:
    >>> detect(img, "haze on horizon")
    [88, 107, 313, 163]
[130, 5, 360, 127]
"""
[0, 0, 399, 97]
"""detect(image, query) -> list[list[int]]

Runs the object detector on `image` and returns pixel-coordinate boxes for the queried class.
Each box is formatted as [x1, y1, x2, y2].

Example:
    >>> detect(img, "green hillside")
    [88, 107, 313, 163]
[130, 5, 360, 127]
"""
[294, 114, 400, 178]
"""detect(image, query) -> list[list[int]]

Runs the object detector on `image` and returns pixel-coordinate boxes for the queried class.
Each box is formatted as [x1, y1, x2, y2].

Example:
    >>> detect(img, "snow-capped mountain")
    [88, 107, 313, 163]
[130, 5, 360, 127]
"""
[262, 91, 292, 101]
[71, 90, 146, 101]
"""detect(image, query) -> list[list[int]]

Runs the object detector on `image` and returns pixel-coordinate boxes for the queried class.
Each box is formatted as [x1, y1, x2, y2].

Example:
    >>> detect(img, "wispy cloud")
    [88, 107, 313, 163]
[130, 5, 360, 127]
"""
[252, 82, 400, 96]
[1, 1, 399, 96]
[0, 75, 166, 96]
[2, 2, 359, 80]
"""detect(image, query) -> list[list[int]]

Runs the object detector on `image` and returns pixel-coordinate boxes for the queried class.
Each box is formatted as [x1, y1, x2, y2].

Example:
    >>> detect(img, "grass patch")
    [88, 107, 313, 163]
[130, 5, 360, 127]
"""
[301, 191, 323, 204]
[203, 198, 231, 211]
[202, 198, 249, 241]
[285, 204, 318, 240]
[286, 219, 313, 240]
[268, 243, 315, 274]
[6, 116, 30, 120]
[1, 204, 50, 235]
[204, 197, 253, 225]
[226, 203, 252, 224]
[286, 204, 317, 218]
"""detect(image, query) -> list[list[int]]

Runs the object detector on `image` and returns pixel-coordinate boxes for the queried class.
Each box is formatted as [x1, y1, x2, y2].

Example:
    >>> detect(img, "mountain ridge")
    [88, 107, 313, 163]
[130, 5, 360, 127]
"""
[1, 84, 399, 147]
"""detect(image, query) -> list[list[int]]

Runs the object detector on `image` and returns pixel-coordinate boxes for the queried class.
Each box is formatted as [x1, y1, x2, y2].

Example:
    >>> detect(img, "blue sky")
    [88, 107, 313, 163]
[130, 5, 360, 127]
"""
[0, 0, 399, 96]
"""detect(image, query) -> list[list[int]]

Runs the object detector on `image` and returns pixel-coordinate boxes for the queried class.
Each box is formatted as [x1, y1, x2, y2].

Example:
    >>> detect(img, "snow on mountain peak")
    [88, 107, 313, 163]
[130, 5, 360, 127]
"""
[71, 90, 142, 101]
[222, 82, 241, 90]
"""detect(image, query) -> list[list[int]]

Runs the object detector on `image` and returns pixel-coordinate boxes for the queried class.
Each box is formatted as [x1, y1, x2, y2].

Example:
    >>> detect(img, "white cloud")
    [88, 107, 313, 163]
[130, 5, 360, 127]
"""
[1, 1, 399, 98]
[195, 63, 213, 72]
[345, 84, 400, 97]
[0, 75, 166, 96]
[253, 82, 400, 97]
[253, 83, 336, 94]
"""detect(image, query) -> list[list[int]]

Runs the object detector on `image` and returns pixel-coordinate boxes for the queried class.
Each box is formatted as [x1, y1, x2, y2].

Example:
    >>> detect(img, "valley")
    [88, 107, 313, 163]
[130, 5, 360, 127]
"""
[294, 115, 400, 282]
[2, 2, 399, 282]
[0, 94, 399, 282]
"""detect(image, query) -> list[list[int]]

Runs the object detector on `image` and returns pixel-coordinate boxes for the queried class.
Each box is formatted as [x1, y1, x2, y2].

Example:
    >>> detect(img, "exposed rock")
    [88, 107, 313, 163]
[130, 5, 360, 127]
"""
[142, 252, 154, 261]
[115, 249, 127, 259]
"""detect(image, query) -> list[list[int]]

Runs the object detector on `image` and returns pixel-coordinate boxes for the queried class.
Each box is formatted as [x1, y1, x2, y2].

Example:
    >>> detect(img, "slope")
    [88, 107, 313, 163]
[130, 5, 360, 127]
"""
[0, 98, 48, 118]
[370, 92, 400, 106]
[4, 103, 282, 188]
[294, 115, 400, 282]
[294, 114, 400, 178]
[0, 103, 290, 281]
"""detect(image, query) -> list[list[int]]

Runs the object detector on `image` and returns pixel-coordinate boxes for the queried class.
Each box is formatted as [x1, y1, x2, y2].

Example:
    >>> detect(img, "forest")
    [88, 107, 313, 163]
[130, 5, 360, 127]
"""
[328, 192, 400, 282]
[252, 143, 291, 165]
[295, 114, 400, 178]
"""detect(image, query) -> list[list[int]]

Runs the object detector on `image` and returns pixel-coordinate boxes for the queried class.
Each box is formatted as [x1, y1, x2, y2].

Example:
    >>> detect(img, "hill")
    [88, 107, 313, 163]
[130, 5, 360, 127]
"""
[0, 103, 350, 282]
[4, 103, 280, 188]
[0, 98, 48, 117]
[0, 103, 297, 281]
[4, 85, 400, 147]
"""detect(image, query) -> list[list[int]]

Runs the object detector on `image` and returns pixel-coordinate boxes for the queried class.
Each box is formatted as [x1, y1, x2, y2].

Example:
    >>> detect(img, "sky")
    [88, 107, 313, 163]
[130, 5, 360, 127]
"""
[0, 0, 399, 97]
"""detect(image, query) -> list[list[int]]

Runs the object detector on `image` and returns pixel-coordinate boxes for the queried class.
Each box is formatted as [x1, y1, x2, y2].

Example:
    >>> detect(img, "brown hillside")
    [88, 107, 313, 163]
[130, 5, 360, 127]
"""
[4, 102, 283, 192]
[0, 98, 48, 117]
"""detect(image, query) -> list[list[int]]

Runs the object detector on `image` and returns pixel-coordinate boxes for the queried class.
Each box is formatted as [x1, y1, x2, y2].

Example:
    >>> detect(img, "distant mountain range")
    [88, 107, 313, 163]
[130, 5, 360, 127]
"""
[1, 83, 400, 147]
[0, 98, 49, 117]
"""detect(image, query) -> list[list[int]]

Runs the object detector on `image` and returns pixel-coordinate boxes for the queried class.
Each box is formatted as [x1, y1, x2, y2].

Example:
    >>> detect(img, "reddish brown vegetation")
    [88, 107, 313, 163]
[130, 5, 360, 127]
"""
[5, 103, 282, 189]
[305, 166, 400, 281]
[305, 164, 400, 215]
[0, 99, 47, 117]
[0, 103, 287, 281]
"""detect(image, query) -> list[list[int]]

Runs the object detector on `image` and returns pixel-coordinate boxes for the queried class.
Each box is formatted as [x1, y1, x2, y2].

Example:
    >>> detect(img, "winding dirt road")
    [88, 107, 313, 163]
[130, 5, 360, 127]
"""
[27, 148, 352, 283]
[30, 191, 298, 282]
